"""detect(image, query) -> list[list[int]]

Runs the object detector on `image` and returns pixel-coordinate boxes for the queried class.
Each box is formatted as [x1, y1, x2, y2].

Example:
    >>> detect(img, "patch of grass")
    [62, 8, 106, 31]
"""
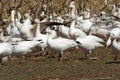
[0, 48, 120, 80]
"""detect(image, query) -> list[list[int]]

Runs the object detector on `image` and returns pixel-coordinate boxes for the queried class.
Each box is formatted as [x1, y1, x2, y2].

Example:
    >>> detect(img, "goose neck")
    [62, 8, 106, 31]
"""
[11, 10, 16, 23]
[35, 22, 41, 37]
[47, 33, 53, 45]
[70, 20, 76, 29]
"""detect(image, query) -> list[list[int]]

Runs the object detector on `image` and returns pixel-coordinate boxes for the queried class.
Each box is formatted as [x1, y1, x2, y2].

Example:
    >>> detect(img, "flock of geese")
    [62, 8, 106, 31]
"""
[0, 1, 120, 63]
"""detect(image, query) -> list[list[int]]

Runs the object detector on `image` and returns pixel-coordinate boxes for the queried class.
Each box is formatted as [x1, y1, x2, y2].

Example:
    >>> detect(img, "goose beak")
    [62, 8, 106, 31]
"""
[106, 37, 112, 48]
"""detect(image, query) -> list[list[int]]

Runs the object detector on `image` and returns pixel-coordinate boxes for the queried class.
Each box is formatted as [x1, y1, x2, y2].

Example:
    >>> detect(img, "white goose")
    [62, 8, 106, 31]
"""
[33, 19, 57, 55]
[69, 1, 76, 19]
[56, 16, 70, 38]
[17, 12, 36, 39]
[7, 8, 20, 38]
[106, 27, 120, 46]
[112, 4, 120, 18]
[106, 37, 120, 61]
[76, 8, 93, 33]
[0, 42, 13, 63]
[69, 20, 87, 39]
[106, 27, 120, 61]
[76, 35, 104, 59]
[12, 40, 41, 58]
[0, 28, 11, 42]
[46, 28, 78, 61]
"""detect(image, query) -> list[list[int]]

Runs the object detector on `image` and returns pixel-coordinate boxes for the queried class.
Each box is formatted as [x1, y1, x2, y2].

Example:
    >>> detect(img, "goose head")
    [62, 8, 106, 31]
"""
[99, 11, 106, 20]
[82, 8, 91, 19]
[69, 1, 75, 8]
[106, 34, 115, 48]
[42, 4, 47, 12]
[69, 1, 76, 18]
[24, 12, 31, 19]
[34, 18, 40, 23]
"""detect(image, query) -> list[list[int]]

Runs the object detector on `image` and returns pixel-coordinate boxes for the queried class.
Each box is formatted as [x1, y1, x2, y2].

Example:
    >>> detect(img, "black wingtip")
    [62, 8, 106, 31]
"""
[37, 39, 42, 41]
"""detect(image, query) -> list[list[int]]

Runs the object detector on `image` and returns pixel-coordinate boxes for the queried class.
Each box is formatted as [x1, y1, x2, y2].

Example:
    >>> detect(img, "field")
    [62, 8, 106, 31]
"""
[0, 47, 120, 80]
[0, 0, 120, 80]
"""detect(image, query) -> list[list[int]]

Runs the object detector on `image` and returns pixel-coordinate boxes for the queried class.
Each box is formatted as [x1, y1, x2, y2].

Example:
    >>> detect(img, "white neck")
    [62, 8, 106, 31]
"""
[11, 10, 15, 24]
[17, 12, 21, 21]
[70, 20, 76, 30]
[69, 7, 76, 17]
[0, 31, 4, 37]
[35, 22, 41, 37]
[84, 12, 90, 19]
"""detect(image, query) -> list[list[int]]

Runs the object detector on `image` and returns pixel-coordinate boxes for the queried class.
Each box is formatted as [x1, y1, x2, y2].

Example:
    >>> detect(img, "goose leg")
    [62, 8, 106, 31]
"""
[0, 58, 3, 65]
[59, 51, 64, 61]
[0, 58, 2, 63]
[114, 53, 118, 61]
[34, 51, 43, 56]
[22, 55, 27, 60]
[88, 50, 98, 60]
[8, 55, 12, 62]
[43, 48, 48, 56]
[85, 50, 89, 59]
[34, 48, 47, 56]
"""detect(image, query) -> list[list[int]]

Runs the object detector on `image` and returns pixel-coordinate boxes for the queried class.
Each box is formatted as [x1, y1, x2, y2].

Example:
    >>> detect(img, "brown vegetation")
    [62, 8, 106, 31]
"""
[0, 0, 120, 21]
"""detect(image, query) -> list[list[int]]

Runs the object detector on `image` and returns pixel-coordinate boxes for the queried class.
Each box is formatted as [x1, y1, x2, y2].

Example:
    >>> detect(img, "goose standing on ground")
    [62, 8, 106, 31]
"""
[69, 1, 76, 19]
[106, 27, 120, 47]
[7, 7, 20, 38]
[0, 42, 14, 63]
[76, 35, 105, 59]
[69, 20, 87, 39]
[106, 27, 120, 61]
[76, 8, 93, 33]
[56, 16, 70, 38]
[33, 19, 57, 55]
[112, 3, 120, 18]
[46, 28, 78, 61]
[106, 36, 120, 61]
[17, 12, 36, 40]
[12, 39, 41, 59]
[0, 27, 11, 42]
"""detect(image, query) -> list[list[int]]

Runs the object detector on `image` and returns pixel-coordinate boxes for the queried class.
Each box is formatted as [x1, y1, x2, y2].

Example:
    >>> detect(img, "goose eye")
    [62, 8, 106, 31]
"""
[76, 41, 81, 44]
[100, 13, 102, 16]
[50, 26, 55, 30]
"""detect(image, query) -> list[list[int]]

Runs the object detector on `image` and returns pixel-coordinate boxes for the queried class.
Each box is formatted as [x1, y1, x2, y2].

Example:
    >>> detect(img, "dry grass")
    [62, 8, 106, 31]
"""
[0, 47, 120, 80]
[0, 0, 120, 80]
[0, 0, 120, 20]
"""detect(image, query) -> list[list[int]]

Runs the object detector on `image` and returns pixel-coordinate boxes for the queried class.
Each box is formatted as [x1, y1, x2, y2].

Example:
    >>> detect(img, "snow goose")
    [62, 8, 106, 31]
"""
[112, 4, 120, 18]
[69, 1, 76, 19]
[12, 40, 41, 58]
[33, 19, 57, 55]
[76, 35, 105, 59]
[17, 12, 36, 40]
[89, 21, 112, 38]
[106, 27, 120, 61]
[106, 36, 120, 61]
[69, 20, 87, 39]
[0, 27, 11, 42]
[46, 28, 78, 61]
[0, 42, 14, 63]
[6, 8, 20, 38]
[83, 8, 91, 19]
[0, 26, 22, 43]
[76, 8, 93, 33]
[106, 27, 120, 46]
[56, 16, 70, 38]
